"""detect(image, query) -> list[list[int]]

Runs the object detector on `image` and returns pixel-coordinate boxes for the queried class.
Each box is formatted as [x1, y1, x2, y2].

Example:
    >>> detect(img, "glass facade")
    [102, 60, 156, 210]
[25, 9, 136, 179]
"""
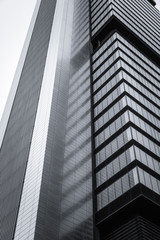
[14, 0, 63, 239]
[0, 1, 57, 239]
[0, 0, 159, 239]
[90, 0, 160, 238]
[91, 0, 160, 55]
[59, 1, 93, 238]
[34, 1, 93, 239]
[0, 0, 93, 239]
[91, 27, 160, 217]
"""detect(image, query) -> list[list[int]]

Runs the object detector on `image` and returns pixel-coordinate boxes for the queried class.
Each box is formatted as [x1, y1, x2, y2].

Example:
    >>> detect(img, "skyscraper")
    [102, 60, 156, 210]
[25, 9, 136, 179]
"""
[0, 0, 159, 239]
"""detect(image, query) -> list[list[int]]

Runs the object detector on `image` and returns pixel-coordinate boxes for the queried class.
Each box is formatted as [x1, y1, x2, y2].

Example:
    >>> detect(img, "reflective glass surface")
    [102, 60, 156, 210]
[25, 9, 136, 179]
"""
[90, 0, 160, 55]
[91, 31, 160, 213]
[0, 1, 57, 239]
[34, 0, 93, 239]
[97, 168, 139, 210]
[0, 0, 160, 238]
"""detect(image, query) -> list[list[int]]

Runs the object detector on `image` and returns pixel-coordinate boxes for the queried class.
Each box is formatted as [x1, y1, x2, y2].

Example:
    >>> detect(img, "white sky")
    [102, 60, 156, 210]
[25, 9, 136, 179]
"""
[0, 0, 160, 122]
[0, 0, 37, 121]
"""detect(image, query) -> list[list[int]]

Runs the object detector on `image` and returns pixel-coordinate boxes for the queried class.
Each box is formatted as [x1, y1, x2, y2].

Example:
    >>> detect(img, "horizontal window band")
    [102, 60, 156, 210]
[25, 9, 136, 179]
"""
[116, 38, 159, 74]
[91, 38, 118, 63]
[91, 4, 159, 47]
[93, 76, 159, 110]
[91, 3, 112, 25]
[95, 161, 138, 195]
[94, 123, 131, 153]
[90, 0, 111, 16]
[94, 122, 159, 154]
[92, 55, 159, 87]
[93, 92, 126, 121]
[94, 106, 129, 136]
[94, 106, 160, 137]
[93, 80, 123, 108]
[94, 160, 160, 195]
[91, 17, 160, 67]
[91, 0, 158, 32]
[92, 68, 122, 95]
[125, 0, 158, 17]
[117, 69, 159, 97]
[118, 50, 159, 82]
[92, 57, 121, 84]
[93, 80, 159, 110]
[111, 2, 159, 41]
[94, 140, 160, 173]
[91, 31, 117, 58]
[93, 92, 160, 122]
[117, 0, 158, 25]
[133, 141, 160, 162]
[91, 1, 111, 21]
[95, 140, 135, 172]
[92, 48, 119, 73]
[92, 37, 159, 76]
[95, 184, 160, 226]
[92, 67, 159, 98]
[122, 81, 159, 109]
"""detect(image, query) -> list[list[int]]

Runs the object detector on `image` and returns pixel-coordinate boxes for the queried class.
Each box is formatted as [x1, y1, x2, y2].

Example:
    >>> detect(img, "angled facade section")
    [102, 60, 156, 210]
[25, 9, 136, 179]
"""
[89, 0, 160, 239]
[0, 0, 159, 240]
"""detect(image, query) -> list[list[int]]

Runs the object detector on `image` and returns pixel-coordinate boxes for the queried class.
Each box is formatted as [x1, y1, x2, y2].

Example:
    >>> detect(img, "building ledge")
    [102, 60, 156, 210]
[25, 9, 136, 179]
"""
[96, 184, 160, 238]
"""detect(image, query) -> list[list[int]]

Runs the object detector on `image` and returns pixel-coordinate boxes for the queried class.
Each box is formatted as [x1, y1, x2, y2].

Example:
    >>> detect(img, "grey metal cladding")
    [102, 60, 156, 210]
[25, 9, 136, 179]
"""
[0, 1, 57, 239]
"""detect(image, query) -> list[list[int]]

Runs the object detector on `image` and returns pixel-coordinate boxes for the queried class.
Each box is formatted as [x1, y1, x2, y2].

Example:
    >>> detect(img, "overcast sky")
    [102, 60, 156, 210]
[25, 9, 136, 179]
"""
[0, 0, 160, 122]
[0, 0, 37, 121]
